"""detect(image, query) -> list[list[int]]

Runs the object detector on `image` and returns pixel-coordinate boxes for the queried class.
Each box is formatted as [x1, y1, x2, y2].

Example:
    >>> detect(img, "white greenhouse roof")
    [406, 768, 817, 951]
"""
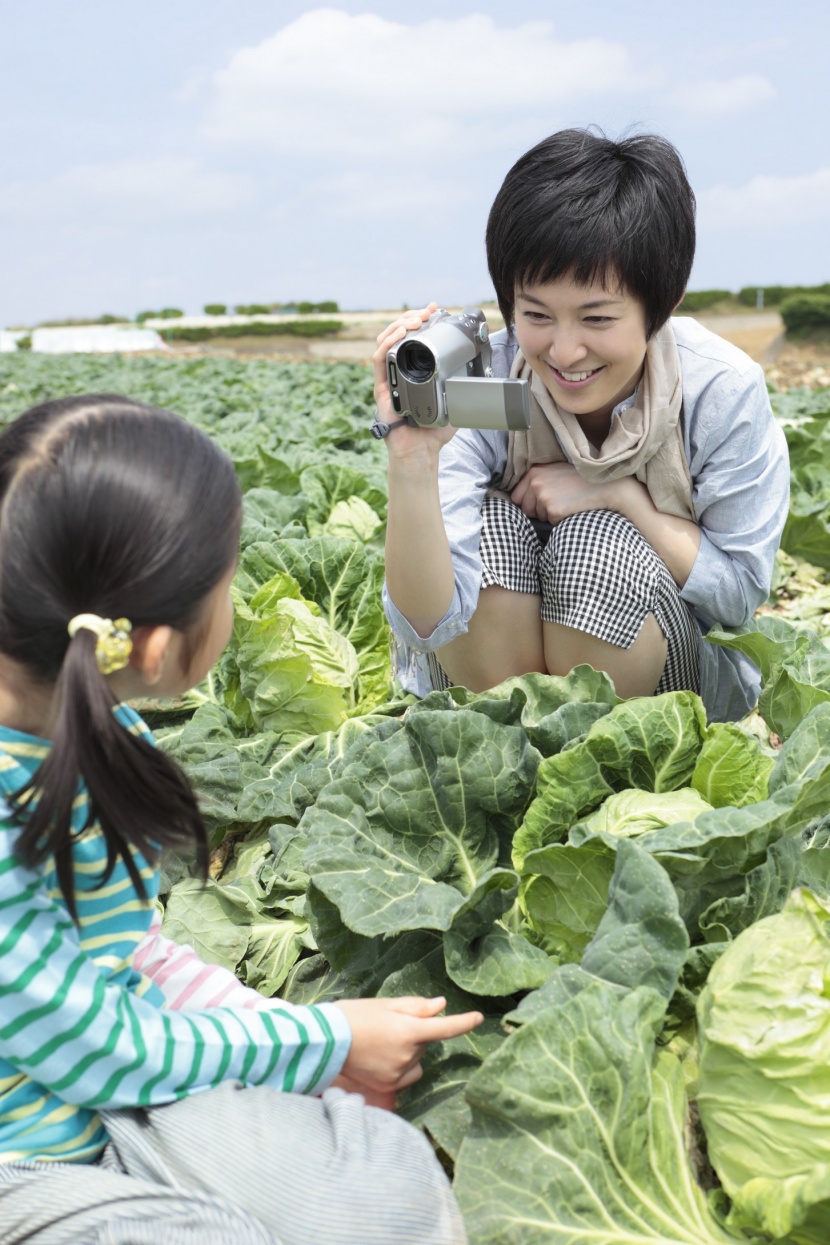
[29, 326, 166, 354]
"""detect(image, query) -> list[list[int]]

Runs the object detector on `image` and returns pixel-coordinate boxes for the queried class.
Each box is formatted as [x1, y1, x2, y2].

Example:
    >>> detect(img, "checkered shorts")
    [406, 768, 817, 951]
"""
[429, 494, 700, 695]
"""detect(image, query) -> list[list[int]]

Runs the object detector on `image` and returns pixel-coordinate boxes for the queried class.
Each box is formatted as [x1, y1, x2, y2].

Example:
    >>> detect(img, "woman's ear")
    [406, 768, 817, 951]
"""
[129, 625, 174, 686]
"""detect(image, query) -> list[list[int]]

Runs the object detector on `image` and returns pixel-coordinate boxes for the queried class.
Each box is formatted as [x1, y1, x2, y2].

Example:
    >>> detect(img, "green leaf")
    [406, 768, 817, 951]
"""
[581, 839, 689, 1002]
[691, 722, 775, 807]
[239, 537, 392, 712]
[521, 840, 617, 963]
[513, 692, 708, 868]
[160, 878, 250, 972]
[443, 870, 553, 996]
[454, 971, 744, 1244]
[302, 709, 540, 939]
[706, 616, 830, 740]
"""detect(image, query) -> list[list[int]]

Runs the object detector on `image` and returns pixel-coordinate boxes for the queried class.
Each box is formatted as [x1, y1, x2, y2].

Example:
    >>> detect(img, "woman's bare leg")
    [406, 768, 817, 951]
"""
[436, 587, 545, 692]
[543, 612, 668, 699]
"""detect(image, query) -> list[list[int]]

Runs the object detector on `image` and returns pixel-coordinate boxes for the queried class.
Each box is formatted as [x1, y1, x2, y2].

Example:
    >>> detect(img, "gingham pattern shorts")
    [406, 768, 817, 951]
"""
[429, 494, 700, 696]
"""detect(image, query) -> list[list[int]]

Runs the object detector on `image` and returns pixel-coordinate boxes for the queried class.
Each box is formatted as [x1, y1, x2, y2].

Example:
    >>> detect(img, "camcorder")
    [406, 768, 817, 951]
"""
[374, 307, 531, 437]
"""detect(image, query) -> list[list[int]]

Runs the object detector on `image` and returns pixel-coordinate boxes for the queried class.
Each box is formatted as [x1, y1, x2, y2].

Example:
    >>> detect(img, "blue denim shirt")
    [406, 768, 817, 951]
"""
[384, 316, 790, 722]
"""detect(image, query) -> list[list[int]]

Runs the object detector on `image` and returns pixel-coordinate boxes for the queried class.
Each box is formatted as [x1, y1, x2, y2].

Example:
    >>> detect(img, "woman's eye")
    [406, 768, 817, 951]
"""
[584, 316, 614, 324]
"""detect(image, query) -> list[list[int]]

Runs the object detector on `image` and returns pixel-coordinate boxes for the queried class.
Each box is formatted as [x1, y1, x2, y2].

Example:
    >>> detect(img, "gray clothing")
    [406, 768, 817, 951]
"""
[383, 316, 790, 722]
[0, 1082, 467, 1245]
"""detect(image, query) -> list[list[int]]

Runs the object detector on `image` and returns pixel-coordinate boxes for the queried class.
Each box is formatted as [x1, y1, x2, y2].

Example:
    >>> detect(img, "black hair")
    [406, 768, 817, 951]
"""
[486, 128, 696, 338]
[0, 394, 243, 919]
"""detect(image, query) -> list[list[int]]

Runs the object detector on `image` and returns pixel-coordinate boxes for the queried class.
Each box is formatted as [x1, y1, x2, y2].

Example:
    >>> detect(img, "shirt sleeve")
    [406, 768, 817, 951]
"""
[133, 914, 274, 1011]
[680, 360, 790, 627]
[383, 428, 507, 651]
[0, 835, 351, 1109]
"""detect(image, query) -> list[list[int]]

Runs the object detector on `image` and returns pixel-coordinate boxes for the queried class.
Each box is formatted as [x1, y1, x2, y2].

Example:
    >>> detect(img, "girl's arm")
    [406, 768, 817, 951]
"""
[0, 838, 351, 1107]
[133, 912, 273, 1011]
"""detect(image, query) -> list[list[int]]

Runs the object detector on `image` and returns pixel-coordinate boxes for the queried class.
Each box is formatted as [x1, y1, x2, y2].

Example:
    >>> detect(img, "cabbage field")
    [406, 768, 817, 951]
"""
[3, 353, 830, 1243]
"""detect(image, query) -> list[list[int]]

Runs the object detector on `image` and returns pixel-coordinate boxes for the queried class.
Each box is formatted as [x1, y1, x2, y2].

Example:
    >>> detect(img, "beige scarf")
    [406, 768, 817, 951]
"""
[497, 321, 694, 520]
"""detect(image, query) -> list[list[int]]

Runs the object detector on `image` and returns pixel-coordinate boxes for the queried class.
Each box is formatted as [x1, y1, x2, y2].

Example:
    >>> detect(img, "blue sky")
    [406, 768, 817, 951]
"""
[2, 1, 828, 324]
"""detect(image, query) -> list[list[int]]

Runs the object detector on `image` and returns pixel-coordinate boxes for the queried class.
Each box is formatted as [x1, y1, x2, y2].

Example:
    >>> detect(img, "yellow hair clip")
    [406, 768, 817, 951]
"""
[67, 614, 133, 675]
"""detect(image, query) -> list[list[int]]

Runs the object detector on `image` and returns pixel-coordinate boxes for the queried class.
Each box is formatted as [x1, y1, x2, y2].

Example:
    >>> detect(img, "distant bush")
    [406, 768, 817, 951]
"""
[136, 309, 184, 322]
[234, 304, 273, 316]
[738, 283, 830, 307]
[161, 319, 343, 343]
[16, 335, 32, 351]
[203, 304, 227, 316]
[35, 315, 129, 327]
[677, 289, 733, 312]
[780, 294, 830, 334]
[297, 300, 339, 314]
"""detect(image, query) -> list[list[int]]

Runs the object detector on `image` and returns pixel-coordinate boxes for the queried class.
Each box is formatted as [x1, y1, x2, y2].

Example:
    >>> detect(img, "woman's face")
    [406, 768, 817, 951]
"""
[513, 273, 650, 422]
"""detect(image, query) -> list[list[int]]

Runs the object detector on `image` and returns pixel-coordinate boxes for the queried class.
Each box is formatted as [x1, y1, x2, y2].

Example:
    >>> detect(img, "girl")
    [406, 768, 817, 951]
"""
[376, 129, 790, 723]
[0, 394, 480, 1245]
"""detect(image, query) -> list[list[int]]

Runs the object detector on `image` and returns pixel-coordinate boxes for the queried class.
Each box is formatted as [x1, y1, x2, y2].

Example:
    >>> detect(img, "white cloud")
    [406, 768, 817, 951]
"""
[0, 156, 255, 223]
[698, 166, 830, 230]
[670, 73, 777, 115]
[206, 8, 649, 157]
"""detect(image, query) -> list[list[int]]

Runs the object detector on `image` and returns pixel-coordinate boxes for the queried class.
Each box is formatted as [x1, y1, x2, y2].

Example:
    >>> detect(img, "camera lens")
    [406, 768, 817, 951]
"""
[397, 341, 435, 383]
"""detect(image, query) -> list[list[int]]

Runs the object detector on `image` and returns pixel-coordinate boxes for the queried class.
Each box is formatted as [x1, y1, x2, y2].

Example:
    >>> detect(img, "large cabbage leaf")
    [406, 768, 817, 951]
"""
[707, 615, 830, 741]
[300, 707, 550, 996]
[454, 843, 748, 1244]
[698, 888, 830, 1243]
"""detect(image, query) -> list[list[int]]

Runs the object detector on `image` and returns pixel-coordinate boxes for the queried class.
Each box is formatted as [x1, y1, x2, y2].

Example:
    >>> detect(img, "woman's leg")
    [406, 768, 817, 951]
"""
[543, 614, 667, 698]
[433, 499, 699, 699]
[435, 494, 545, 691]
[540, 509, 700, 699]
[436, 586, 545, 692]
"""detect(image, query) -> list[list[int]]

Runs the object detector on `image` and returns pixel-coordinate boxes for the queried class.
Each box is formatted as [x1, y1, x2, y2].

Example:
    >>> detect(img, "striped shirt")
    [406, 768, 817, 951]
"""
[0, 705, 351, 1165]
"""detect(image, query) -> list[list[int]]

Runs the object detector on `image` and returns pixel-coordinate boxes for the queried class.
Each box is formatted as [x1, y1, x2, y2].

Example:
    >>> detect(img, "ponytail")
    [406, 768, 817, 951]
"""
[0, 395, 240, 918]
[12, 629, 208, 921]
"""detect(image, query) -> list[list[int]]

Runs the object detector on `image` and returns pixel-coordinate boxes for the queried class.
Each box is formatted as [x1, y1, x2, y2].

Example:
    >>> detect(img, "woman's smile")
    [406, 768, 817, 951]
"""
[514, 273, 649, 422]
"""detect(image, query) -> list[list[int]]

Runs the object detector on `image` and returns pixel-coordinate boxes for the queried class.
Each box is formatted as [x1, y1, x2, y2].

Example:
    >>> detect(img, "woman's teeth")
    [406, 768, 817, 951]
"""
[557, 368, 599, 382]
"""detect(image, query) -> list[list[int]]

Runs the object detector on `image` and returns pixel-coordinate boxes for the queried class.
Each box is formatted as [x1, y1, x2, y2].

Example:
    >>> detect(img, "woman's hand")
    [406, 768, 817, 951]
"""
[335, 996, 484, 1096]
[373, 304, 457, 459]
[511, 465, 702, 587]
[510, 462, 621, 523]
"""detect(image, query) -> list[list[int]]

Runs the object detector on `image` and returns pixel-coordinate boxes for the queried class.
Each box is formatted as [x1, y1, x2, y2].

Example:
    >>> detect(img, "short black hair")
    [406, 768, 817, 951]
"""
[486, 128, 696, 338]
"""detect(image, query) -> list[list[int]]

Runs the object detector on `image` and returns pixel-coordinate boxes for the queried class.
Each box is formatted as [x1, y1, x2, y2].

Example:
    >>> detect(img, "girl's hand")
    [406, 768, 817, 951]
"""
[511, 463, 644, 523]
[335, 996, 484, 1095]
[373, 304, 457, 460]
[328, 1071, 397, 1111]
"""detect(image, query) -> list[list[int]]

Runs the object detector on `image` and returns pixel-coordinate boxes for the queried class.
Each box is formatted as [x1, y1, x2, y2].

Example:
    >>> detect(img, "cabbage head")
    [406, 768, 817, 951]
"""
[577, 786, 713, 838]
[697, 888, 830, 1243]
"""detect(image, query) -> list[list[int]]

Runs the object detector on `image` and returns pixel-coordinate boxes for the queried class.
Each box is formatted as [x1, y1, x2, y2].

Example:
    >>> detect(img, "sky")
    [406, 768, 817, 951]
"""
[2, 0, 829, 325]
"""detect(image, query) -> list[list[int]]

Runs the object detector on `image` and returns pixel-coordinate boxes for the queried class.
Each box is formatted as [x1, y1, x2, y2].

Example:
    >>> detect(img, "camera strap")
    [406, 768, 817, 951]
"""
[370, 414, 415, 440]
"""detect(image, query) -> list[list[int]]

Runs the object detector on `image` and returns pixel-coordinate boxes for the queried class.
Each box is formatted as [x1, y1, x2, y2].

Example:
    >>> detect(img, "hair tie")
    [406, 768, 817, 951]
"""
[67, 614, 133, 675]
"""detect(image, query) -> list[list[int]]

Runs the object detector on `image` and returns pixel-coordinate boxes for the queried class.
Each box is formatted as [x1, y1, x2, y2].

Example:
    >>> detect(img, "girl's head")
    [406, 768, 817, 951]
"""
[0, 394, 243, 915]
[486, 128, 696, 339]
